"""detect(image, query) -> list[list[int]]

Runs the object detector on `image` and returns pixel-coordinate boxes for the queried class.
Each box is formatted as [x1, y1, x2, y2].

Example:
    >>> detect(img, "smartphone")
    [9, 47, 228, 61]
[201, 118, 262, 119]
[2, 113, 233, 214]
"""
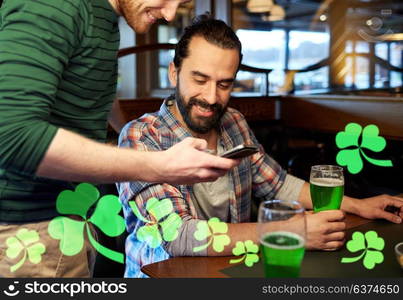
[220, 144, 259, 159]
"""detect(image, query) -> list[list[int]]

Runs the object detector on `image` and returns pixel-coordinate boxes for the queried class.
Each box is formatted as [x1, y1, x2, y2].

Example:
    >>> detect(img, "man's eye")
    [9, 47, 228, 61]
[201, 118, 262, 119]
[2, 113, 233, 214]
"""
[218, 83, 231, 89]
[195, 80, 206, 85]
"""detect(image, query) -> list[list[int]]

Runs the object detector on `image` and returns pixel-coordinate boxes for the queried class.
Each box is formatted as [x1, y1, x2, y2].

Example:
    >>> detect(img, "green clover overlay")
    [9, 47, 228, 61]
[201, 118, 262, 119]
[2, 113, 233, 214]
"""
[6, 228, 46, 272]
[129, 197, 183, 248]
[336, 123, 393, 174]
[48, 183, 126, 263]
[229, 240, 259, 267]
[193, 218, 230, 253]
[341, 231, 385, 269]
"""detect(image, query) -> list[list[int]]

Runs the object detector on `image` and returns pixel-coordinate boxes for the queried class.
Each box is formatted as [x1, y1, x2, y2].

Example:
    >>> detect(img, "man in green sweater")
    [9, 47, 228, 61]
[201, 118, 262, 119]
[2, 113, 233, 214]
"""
[0, 0, 238, 277]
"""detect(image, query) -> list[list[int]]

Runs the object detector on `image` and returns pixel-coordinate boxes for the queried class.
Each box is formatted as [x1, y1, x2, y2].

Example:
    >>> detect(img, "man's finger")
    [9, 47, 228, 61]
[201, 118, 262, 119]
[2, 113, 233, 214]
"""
[324, 231, 345, 242]
[323, 240, 345, 251]
[319, 210, 345, 222]
[377, 209, 402, 224]
[326, 221, 346, 233]
[201, 153, 240, 170]
[385, 196, 403, 209]
[186, 137, 207, 150]
[387, 195, 403, 202]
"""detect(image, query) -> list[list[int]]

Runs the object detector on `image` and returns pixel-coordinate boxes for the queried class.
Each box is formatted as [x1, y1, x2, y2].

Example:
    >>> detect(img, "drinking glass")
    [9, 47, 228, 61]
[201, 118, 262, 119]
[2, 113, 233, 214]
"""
[395, 242, 403, 268]
[310, 165, 344, 212]
[257, 200, 306, 278]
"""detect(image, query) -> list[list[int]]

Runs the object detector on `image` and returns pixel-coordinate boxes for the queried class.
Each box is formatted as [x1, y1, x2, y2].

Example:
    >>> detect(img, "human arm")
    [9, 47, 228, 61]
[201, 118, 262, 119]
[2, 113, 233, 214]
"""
[270, 176, 346, 250]
[297, 182, 403, 223]
[121, 177, 258, 256]
[223, 114, 345, 252]
[124, 181, 345, 255]
[37, 128, 236, 184]
[210, 211, 346, 254]
[341, 194, 403, 223]
[0, 1, 237, 185]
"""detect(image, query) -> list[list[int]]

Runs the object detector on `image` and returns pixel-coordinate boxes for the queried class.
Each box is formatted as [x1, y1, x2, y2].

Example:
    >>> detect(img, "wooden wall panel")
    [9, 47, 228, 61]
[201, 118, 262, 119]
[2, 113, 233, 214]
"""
[281, 95, 403, 140]
[118, 95, 403, 140]
[119, 98, 163, 122]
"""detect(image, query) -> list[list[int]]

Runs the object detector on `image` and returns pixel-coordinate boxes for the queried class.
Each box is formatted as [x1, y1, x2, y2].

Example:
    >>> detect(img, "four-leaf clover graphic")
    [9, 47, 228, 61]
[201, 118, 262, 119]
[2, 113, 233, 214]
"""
[129, 197, 183, 248]
[341, 231, 385, 269]
[48, 183, 126, 263]
[336, 123, 393, 174]
[229, 240, 259, 267]
[193, 217, 230, 253]
[6, 228, 46, 272]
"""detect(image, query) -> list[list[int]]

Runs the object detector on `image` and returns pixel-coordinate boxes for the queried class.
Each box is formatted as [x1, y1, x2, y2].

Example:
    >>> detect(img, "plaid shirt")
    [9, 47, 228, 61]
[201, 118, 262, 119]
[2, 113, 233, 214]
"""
[117, 97, 286, 278]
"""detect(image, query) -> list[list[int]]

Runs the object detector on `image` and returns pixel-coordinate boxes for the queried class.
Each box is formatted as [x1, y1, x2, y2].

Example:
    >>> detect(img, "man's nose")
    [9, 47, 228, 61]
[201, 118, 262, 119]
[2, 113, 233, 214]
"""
[161, 1, 180, 22]
[202, 83, 218, 105]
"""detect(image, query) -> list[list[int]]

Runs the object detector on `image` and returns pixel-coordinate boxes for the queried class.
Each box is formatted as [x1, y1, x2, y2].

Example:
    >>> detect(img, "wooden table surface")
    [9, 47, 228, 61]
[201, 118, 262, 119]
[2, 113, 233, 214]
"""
[141, 213, 375, 278]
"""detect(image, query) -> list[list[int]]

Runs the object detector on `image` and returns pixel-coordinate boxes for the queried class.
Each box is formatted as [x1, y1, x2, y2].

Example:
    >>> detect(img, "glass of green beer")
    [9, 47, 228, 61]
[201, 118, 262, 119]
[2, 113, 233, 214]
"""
[310, 165, 344, 212]
[258, 200, 306, 278]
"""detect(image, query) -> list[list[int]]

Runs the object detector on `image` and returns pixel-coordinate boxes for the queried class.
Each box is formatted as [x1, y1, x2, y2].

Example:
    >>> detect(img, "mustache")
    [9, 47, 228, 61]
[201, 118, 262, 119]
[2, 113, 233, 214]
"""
[188, 98, 223, 112]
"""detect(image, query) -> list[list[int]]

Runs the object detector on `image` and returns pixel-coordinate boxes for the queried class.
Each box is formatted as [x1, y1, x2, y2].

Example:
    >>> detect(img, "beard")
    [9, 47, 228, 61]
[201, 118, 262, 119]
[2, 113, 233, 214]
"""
[175, 84, 227, 135]
[118, 0, 152, 34]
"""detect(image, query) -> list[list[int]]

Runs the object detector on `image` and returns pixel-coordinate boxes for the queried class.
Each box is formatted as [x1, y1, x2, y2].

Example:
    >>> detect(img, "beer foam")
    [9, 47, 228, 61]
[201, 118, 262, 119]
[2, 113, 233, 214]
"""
[310, 177, 344, 187]
[260, 231, 305, 250]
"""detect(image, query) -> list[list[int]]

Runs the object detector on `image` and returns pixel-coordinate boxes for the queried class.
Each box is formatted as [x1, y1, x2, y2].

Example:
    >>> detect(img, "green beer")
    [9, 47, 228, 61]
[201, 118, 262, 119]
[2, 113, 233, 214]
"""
[260, 231, 305, 278]
[310, 178, 344, 212]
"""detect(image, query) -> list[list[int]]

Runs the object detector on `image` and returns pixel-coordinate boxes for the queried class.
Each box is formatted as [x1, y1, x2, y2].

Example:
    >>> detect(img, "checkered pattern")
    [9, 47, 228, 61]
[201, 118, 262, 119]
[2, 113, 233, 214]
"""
[117, 97, 286, 277]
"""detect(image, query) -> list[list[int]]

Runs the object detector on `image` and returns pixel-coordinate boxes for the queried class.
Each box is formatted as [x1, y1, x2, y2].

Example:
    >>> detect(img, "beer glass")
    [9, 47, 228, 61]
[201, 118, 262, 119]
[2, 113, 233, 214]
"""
[310, 165, 344, 212]
[257, 200, 306, 278]
[395, 242, 403, 268]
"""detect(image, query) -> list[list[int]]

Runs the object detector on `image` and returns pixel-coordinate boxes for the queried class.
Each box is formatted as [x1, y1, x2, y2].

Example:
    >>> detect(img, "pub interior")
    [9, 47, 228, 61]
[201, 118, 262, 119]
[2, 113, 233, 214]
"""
[94, 0, 403, 277]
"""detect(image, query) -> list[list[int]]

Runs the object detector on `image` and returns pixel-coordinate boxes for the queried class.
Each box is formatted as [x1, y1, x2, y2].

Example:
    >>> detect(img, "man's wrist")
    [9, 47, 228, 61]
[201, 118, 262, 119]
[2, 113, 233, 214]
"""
[140, 150, 161, 183]
[341, 196, 360, 215]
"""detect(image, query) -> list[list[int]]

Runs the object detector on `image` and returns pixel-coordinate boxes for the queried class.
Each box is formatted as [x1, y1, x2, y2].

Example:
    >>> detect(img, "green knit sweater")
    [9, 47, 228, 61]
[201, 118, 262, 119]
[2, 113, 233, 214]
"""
[0, 0, 119, 221]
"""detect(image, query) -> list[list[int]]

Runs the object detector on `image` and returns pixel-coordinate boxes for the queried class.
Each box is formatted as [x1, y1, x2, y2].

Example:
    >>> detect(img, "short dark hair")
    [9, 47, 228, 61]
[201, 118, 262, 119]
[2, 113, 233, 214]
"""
[173, 14, 243, 71]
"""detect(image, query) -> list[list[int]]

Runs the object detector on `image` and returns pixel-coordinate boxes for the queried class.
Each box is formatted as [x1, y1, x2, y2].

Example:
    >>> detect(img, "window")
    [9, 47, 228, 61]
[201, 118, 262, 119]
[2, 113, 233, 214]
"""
[355, 41, 370, 89]
[345, 55, 354, 88]
[294, 67, 329, 91]
[355, 41, 369, 53]
[155, 3, 194, 94]
[374, 43, 389, 88]
[345, 40, 375, 89]
[158, 25, 178, 90]
[355, 56, 370, 89]
[236, 29, 286, 95]
[390, 42, 402, 87]
[375, 65, 389, 88]
[288, 31, 329, 69]
[375, 43, 388, 60]
[117, 17, 136, 99]
[288, 31, 330, 91]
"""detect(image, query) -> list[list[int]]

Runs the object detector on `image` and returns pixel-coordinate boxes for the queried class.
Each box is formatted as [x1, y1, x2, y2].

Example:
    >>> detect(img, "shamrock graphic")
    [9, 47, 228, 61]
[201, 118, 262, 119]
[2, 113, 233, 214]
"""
[6, 228, 46, 272]
[341, 231, 385, 269]
[48, 183, 126, 263]
[193, 218, 230, 253]
[336, 123, 393, 174]
[129, 197, 183, 248]
[229, 240, 259, 267]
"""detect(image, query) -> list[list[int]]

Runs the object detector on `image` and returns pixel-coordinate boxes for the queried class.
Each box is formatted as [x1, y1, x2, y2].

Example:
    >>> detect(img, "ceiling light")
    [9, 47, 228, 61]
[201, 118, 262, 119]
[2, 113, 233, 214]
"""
[247, 0, 274, 13]
[266, 4, 285, 21]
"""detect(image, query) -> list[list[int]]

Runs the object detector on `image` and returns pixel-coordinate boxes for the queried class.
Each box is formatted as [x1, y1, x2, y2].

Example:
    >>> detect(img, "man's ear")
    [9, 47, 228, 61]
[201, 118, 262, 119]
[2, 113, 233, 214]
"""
[168, 62, 178, 87]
